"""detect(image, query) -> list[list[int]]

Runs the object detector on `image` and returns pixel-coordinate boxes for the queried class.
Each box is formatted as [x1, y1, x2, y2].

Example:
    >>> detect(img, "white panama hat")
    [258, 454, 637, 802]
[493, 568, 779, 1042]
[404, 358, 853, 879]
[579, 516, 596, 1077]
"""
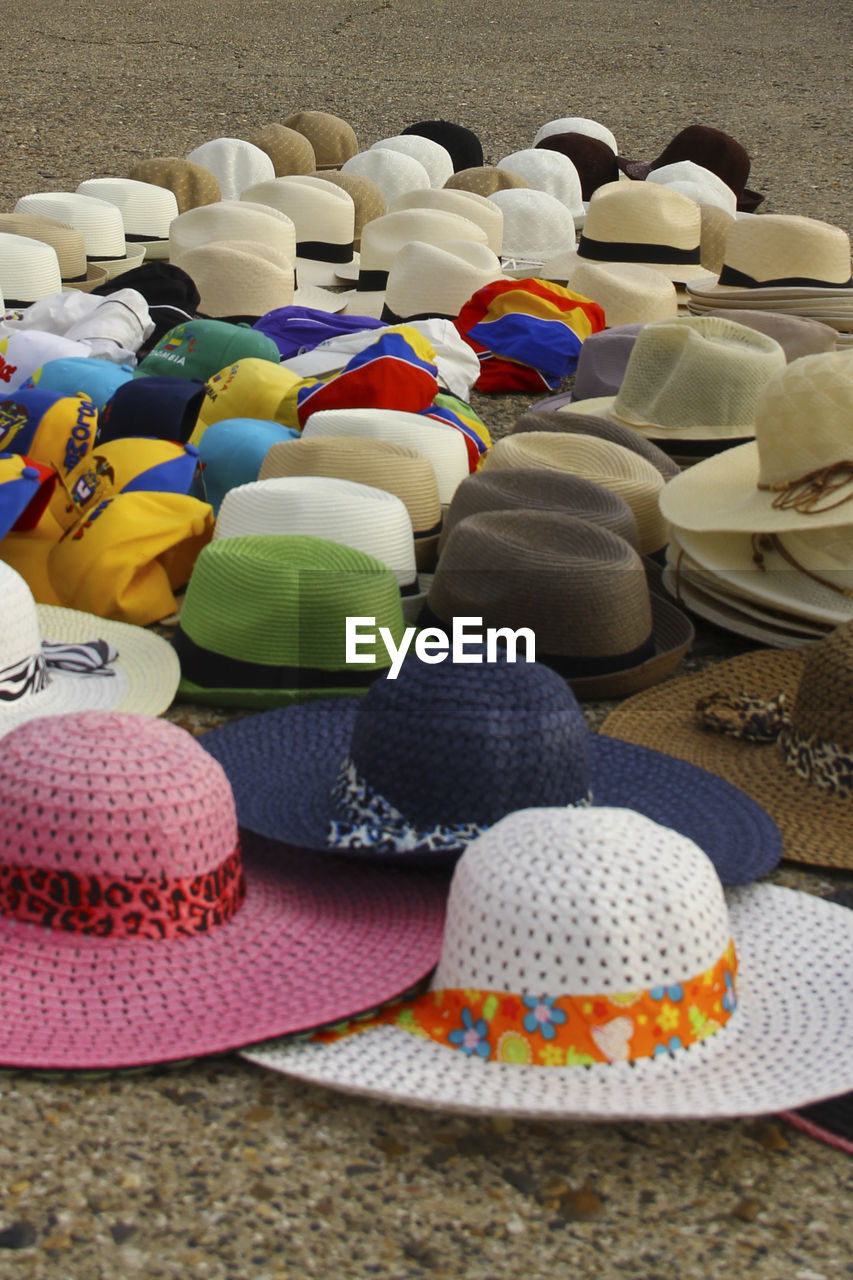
[0, 562, 179, 735]
[13, 192, 146, 280]
[497, 148, 585, 227]
[381, 239, 505, 323]
[186, 137, 275, 200]
[388, 188, 503, 255]
[488, 188, 577, 271]
[242, 804, 853, 1120]
[533, 116, 618, 154]
[75, 177, 179, 261]
[240, 174, 358, 285]
[543, 258, 678, 327]
[0, 233, 62, 305]
[341, 149, 431, 208]
[370, 135, 454, 189]
[646, 161, 738, 216]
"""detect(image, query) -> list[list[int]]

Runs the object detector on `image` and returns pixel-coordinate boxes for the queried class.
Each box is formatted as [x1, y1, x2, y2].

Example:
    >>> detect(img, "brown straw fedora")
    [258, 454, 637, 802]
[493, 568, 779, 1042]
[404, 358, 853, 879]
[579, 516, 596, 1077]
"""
[512, 409, 682, 479]
[423, 509, 693, 699]
[600, 620, 853, 869]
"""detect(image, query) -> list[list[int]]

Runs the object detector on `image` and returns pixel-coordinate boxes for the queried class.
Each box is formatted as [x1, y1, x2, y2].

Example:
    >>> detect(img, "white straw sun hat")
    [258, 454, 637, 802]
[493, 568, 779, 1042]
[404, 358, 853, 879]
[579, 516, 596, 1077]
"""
[686, 213, 853, 295]
[186, 137, 275, 200]
[381, 240, 505, 323]
[497, 149, 585, 227]
[177, 239, 296, 318]
[301, 407, 471, 504]
[646, 161, 738, 216]
[388, 188, 504, 255]
[240, 175, 358, 284]
[0, 234, 62, 305]
[341, 149, 431, 208]
[0, 562, 179, 734]
[533, 116, 618, 154]
[0, 213, 109, 292]
[75, 177, 179, 261]
[242, 804, 853, 1120]
[13, 192, 146, 280]
[488, 188, 577, 271]
[659, 350, 853, 533]
[543, 259, 678, 327]
[370, 135, 454, 189]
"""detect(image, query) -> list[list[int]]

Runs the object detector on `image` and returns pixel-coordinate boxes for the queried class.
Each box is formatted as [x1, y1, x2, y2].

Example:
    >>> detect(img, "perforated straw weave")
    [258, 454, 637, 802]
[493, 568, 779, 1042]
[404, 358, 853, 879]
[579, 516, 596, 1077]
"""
[186, 137, 275, 201]
[497, 149, 584, 221]
[389, 188, 504, 255]
[283, 111, 358, 169]
[246, 124, 316, 176]
[241, 805, 850, 1119]
[533, 116, 618, 154]
[0, 710, 446, 1069]
[371, 135, 454, 189]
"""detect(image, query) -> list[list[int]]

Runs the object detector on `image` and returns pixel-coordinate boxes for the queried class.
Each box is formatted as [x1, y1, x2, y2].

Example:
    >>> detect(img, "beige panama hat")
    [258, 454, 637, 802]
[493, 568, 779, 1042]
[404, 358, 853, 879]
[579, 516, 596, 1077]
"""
[659, 350, 853, 533]
[0, 213, 108, 291]
[309, 170, 386, 249]
[556, 316, 787, 450]
[389, 187, 503, 255]
[240, 175, 358, 284]
[381, 239, 505, 324]
[647, 161, 738, 215]
[497, 148, 585, 227]
[445, 166, 531, 196]
[127, 157, 221, 213]
[533, 116, 618, 153]
[371, 135, 454, 189]
[339, 208, 489, 317]
[186, 137, 275, 200]
[481, 430, 669, 554]
[687, 213, 853, 294]
[697, 204, 735, 276]
[282, 111, 358, 169]
[301, 407, 470, 505]
[546, 181, 714, 285]
[542, 258, 678, 326]
[76, 177, 179, 262]
[245, 123, 316, 175]
[600, 620, 853, 869]
[13, 192, 146, 280]
[177, 240, 295, 318]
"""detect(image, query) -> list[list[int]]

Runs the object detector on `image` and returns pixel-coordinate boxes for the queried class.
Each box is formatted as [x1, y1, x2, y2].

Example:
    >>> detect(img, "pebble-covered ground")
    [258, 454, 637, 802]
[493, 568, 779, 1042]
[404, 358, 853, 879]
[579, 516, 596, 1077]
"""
[1, 2, 852, 1277]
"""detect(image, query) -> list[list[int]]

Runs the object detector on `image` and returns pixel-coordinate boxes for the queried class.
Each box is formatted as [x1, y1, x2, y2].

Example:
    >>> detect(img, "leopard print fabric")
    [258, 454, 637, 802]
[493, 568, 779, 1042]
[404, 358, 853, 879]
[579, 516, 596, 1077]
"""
[0, 846, 246, 939]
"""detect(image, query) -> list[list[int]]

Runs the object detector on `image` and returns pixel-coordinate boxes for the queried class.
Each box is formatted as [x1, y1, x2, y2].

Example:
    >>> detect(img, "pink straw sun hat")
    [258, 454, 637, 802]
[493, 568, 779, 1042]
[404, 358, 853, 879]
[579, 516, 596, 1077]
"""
[0, 711, 446, 1069]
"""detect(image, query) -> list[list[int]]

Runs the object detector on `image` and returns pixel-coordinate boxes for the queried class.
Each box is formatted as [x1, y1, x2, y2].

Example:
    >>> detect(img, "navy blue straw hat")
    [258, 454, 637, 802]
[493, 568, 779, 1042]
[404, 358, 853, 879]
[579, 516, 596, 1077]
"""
[96, 376, 206, 446]
[401, 120, 484, 172]
[199, 649, 782, 882]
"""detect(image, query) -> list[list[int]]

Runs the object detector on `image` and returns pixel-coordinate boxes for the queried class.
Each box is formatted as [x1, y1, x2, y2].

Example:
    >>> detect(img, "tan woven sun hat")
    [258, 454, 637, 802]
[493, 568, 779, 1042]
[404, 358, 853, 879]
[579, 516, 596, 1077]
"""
[308, 170, 385, 249]
[423, 509, 692, 699]
[686, 214, 853, 296]
[481, 431, 669, 554]
[542, 259, 678, 327]
[381, 240, 505, 324]
[445, 166, 531, 197]
[437, 466, 641, 556]
[556, 316, 787, 451]
[533, 116, 618, 154]
[301, 407, 471, 505]
[600, 619, 853, 869]
[0, 213, 108, 292]
[659, 350, 853, 534]
[177, 239, 295, 318]
[127, 157, 221, 213]
[258, 435, 443, 571]
[697, 203, 735, 276]
[76, 177, 179, 262]
[339, 208, 489, 317]
[244, 123, 316, 175]
[513, 409, 681, 479]
[282, 110, 358, 169]
[186, 137, 275, 200]
[240, 175, 358, 284]
[546, 181, 714, 285]
[389, 188, 504, 255]
[665, 520, 853, 629]
[0, 233, 62, 305]
[371, 135, 454, 189]
[13, 192, 146, 280]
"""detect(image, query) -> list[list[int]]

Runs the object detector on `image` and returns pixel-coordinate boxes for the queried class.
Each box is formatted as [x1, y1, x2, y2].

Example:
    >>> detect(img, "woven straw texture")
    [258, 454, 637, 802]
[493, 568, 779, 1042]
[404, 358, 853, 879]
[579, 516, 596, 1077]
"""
[0, 213, 97, 284]
[0, 233, 62, 301]
[14, 191, 127, 257]
[446, 166, 531, 196]
[75, 177, 179, 238]
[371, 135, 454, 189]
[533, 117, 618, 154]
[127, 157, 221, 212]
[169, 201, 296, 266]
[347, 208, 488, 283]
[659, 351, 853, 533]
[389, 188, 504, 255]
[302, 408, 470, 505]
[482, 432, 668, 554]
[515, 410, 681, 479]
[497, 149, 584, 218]
[383, 239, 504, 320]
[342, 150, 431, 206]
[601, 626, 853, 868]
[438, 467, 640, 555]
[555, 260, 679, 327]
[199, 663, 780, 884]
[663, 561, 831, 650]
[310, 170, 386, 246]
[702, 214, 852, 289]
[282, 111, 358, 168]
[488, 188, 577, 262]
[245, 124, 316, 176]
[258, 436, 442, 539]
[239, 806, 851, 1120]
[186, 138, 275, 201]
[0, 710, 445, 1069]
[179, 239, 294, 317]
[648, 161, 738, 215]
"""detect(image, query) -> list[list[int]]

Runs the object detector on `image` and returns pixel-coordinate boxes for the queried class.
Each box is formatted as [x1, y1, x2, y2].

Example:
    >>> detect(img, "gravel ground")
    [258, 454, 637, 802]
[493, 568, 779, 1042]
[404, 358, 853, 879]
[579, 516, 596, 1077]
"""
[1, 3, 852, 1279]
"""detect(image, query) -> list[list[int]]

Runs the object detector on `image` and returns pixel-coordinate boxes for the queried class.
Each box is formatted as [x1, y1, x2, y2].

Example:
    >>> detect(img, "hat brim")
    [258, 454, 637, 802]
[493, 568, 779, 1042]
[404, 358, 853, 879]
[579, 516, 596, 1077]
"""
[61, 263, 111, 293]
[658, 440, 853, 534]
[89, 243, 147, 281]
[545, 249, 716, 287]
[556, 395, 757, 443]
[240, 886, 853, 1120]
[599, 644, 853, 869]
[563, 586, 694, 700]
[297, 252, 360, 288]
[0, 605, 180, 736]
[198, 696, 781, 883]
[0, 831, 446, 1069]
[293, 282, 354, 314]
[661, 567, 830, 649]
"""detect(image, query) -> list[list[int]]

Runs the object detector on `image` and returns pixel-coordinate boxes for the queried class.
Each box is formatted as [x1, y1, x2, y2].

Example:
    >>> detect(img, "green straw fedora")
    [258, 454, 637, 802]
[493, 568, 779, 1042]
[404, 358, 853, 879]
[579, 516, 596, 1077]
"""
[172, 534, 408, 707]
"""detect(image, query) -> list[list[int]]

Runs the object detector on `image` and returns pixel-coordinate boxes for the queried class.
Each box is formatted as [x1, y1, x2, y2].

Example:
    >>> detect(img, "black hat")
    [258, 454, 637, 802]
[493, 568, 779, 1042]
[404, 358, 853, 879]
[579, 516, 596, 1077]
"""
[401, 120, 483, 172]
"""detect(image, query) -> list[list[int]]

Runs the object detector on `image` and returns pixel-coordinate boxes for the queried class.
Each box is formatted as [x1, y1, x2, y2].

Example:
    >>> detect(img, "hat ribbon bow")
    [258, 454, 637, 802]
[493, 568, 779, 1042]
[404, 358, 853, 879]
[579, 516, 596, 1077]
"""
[0, 640, 118, 704]
[695, 690, 853, 797]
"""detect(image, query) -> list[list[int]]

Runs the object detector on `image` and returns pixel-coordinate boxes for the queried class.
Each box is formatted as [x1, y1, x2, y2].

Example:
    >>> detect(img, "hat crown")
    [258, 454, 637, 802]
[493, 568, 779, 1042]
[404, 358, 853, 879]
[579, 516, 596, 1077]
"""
[434, 807, 730, 993]
[282, 111, 358, 168]
[612, 316, 787, 431]
[0, 711, 237, 880]
[755, 351, 853, 489]
[488, 188, 577, 260]
[347, 653, 591, 828]
[583, 182, 701, 251]
[246, 123, 317, 175]
[792, 623, 853, 744]
[0, 562, 45, 674]
[497, 148, 583, 215]
[533, 117, 618, 154]
[723, 214, 851, 285]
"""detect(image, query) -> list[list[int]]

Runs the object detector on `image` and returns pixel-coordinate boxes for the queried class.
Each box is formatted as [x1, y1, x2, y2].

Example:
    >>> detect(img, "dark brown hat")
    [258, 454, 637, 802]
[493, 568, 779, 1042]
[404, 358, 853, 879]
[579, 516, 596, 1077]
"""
[535, 132, 619, 202]
[618, 125, 764, 212]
